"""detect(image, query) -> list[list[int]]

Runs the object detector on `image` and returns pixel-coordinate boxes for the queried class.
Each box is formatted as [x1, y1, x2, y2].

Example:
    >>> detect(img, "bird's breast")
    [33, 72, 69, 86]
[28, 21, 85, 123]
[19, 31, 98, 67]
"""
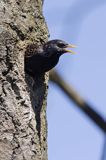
[25, 54, 59, 75]
[42, 56, 59, 72]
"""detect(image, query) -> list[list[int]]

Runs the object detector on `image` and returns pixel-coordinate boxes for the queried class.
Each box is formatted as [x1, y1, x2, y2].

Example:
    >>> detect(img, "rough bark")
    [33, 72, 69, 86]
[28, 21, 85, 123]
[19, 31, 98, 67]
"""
[0, 0, 49, 160]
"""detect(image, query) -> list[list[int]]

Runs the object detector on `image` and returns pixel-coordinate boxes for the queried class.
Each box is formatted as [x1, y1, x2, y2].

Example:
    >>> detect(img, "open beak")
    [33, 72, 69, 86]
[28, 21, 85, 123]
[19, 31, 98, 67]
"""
[64, 44, 77, 54]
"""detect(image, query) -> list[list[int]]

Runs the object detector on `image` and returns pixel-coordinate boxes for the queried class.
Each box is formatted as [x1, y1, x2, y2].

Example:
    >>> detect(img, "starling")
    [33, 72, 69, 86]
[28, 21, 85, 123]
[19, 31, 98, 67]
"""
[25, 39, 76, 76]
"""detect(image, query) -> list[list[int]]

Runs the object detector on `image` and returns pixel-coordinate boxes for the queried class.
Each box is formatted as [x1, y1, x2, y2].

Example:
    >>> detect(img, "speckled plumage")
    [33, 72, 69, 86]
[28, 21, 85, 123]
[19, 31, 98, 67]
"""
[25, 39, 75, 76]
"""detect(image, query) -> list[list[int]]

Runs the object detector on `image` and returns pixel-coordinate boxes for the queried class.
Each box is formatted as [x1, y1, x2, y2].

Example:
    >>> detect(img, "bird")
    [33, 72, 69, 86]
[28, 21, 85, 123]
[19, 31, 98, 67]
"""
[25, 39, 76, 77]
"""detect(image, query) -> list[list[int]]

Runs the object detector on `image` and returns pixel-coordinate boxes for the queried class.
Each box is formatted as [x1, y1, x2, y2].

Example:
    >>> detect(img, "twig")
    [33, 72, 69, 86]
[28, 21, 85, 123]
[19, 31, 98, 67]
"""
[49, 70, 106, 133]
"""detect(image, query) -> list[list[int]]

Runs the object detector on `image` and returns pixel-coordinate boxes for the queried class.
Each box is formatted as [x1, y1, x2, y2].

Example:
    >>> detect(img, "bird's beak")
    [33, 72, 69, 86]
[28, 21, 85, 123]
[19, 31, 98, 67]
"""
[64, 44, 76, 54]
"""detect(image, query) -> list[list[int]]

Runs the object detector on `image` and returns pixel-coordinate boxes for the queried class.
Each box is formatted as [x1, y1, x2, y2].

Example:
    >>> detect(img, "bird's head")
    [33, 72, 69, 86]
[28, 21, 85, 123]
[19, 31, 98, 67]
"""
[43, 39, 76, 57]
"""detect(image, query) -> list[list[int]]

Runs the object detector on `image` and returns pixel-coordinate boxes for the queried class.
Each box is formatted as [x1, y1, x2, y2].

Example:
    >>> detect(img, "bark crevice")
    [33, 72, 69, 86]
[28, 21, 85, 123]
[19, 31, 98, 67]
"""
[0, 0, 49, 160]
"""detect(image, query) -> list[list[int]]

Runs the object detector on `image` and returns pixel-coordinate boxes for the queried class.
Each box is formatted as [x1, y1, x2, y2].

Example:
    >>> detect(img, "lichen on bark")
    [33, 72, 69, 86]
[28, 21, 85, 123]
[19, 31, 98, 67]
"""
[0, 0, 49, 160]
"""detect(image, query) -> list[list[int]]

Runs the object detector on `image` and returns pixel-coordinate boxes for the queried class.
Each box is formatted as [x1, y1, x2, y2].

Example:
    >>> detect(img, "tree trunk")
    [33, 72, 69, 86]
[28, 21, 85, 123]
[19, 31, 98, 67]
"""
[0, 1, 49, 160]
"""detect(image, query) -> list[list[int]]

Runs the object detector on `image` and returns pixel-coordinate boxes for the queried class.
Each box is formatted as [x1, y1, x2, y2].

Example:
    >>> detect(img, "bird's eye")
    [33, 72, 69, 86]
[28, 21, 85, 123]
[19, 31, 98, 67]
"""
[57, 43, 66, 48]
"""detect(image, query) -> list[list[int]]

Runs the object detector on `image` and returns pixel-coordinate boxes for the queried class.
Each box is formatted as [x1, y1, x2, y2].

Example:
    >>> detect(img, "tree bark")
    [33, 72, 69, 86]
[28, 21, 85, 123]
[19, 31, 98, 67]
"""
[0, 1, 49, 160]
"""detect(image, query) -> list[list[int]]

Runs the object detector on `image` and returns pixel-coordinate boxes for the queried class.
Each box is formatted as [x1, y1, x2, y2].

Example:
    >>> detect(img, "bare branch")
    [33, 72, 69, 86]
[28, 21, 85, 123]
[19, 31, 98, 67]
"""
[50, 70, 106, 133]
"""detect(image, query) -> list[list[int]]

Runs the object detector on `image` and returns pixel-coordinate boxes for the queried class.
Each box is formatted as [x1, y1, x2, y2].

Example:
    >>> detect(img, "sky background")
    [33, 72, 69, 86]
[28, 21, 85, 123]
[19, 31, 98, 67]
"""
[43, 0, 106, 160]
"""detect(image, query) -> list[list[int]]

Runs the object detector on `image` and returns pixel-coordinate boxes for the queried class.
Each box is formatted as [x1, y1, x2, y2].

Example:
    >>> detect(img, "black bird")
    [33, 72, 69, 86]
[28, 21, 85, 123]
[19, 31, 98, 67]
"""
[25, 39, 76, 76]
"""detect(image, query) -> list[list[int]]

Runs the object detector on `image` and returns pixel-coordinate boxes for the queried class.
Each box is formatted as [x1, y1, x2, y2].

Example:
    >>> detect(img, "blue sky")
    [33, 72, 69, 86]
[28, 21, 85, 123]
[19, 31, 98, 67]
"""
[43, 0, 106, 160]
